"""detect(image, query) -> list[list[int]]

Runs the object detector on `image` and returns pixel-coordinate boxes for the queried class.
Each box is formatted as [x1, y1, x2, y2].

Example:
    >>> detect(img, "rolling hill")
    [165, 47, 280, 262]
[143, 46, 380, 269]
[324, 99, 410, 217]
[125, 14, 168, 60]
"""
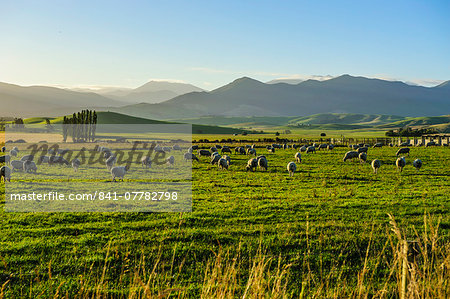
[113, 75, 450, 119]
[23, 112, 245, 134]
[0, 82, 126, 117]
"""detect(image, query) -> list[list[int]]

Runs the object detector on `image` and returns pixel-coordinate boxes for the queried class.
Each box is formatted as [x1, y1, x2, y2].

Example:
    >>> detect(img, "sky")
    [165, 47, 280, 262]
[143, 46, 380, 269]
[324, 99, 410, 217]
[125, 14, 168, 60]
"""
[1, 0, 449, 90]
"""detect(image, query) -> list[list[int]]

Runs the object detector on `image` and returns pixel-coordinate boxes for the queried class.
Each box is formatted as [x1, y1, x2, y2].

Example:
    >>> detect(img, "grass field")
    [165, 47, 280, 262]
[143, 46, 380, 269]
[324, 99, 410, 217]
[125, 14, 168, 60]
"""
[0, 139, 449, 297]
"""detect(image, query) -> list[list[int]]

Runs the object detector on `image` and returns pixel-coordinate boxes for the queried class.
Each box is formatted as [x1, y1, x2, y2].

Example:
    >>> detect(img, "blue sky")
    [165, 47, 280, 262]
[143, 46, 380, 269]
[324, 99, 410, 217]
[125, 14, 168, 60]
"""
[1, 0, 449, 89]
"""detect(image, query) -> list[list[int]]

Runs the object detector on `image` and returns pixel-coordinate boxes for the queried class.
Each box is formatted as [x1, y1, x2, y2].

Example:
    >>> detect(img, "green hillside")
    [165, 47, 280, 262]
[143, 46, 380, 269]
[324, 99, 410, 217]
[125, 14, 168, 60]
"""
[287, 113, 405, 126]
[379, 115, 450, 128]
[23, 112, 245, 134]
[170, 116, 296, 127]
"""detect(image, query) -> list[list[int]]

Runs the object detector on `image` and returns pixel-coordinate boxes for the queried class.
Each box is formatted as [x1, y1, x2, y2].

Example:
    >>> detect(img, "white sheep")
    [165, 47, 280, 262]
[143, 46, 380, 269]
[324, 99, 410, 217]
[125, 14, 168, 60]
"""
[10, 160, 24, 172]
[1, 166, 11, 182]
[413, 159, 422, 171]
[257, 157, 268, 171]
[306, 146, 315, 153]
[72, 158, 81, 172]
[287, 162, 296, 177]
[300, 146, 307, 152]
[39, 156, 50, 164]
[10, 149, 18, 157]
[218, 157, 229, 170]
[246, 158, 258, 172]
[371, 159, 381, 174]
[294, 152, 302, 163]
[141, 156, 152, 168]
[211, 154, 221, 165]
[172, 144, 182, 151]
[327, 144, 334, 150]
[12, 146, 19, 153]
[396, 157, 406, 172]
[166, 155, 175, 166]
[357, 147, 368, 154]
[111, 165, 130, 182]
[247, 148, 256, 156]
[343, 151, 359, 162]
[396, 148, 410, 157]
[358, 152, 367, 163]
[23, 161, 37, 173]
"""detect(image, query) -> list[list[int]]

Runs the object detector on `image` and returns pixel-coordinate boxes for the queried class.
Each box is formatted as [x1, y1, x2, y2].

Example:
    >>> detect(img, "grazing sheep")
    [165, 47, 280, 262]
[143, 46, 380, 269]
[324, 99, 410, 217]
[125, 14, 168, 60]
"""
[23, 161, 37, 173]
[72, 158, 81, 172]
[12, 146, 19, 153]
[38, 155, 50, 164]
[211, 152, 220, 157]
[318, 144, 328, 150]
[218, 157, 229, 170]
[294, 152, 302, 163]
[373, 143, 383, 148]
[413, 159, 422, 171]
[292, 144, 299, 149]
[247, 148, 256, 156]
[287, 162, 296, 177]
[198, 149, 211, 157]
[188, 146, 194, 154]
[357, 147, 368, 154]
[215, 145, 222, 149]
[211, 154, 221, 165]
[300, 145, 307, 152]
[0, 155, 10, 163]
[268, 147, 275, 153]
[210, 147, 218, 153]
[10, 160, 24, 172]
[221, 147, 232, 154]
[246, 158, 258, 172]
[371, 159, 381, 174]
[343, 151, 359, 162]
[111, 165, 130, 182]
[245, 145, 251, 149]
[162, 147, 172, 152]
[1, 166, 11, 182]
[10, 149, 18, 157]
[358, 152, 367, 163]
[251, 144, 256, 149]
[306, 146, 315, 153]
[396, 148, 410, 157]
[166, 155, 175, 166]
[184, 152, 199, 162]
[327, 144, 334, 150]
[172, 144, 182, 151]
[351, 144, 360, 150]
[20, 155, 34, 162]
[1, 146, 5, 153]
[223, 155, 231, 165]
[396, 157, 406, 172]
[106, 155, 117, 171]
[257, 157, 268, 171]
[141, 156, 152, 168]
[191, 145, 199, 150]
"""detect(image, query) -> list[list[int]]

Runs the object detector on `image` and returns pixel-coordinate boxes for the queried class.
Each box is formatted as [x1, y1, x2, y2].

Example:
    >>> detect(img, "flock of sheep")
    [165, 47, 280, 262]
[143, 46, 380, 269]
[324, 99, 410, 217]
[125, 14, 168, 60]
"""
[0, 141, 428, 183]
[183, 142, 424, 177]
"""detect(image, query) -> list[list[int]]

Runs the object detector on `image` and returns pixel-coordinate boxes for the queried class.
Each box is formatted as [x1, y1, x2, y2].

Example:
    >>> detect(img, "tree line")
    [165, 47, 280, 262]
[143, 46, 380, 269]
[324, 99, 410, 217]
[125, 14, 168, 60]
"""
[62, 110, 98, 142]
[385, 127, 438, 137]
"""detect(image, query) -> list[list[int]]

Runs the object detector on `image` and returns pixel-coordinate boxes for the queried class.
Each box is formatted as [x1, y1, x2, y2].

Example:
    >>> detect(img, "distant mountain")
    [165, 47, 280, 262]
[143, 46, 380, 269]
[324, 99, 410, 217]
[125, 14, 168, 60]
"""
[112, 81, 204, 104]
[267, 75, 334, 85]
[0, 82, 126, 117]
[113, 75, 450, 119]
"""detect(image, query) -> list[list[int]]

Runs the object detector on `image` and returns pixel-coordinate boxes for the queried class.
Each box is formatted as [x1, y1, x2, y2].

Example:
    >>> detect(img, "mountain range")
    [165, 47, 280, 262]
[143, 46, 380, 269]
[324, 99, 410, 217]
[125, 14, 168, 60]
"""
[1, 75, 449, 119]
[113, 75, 450, 119]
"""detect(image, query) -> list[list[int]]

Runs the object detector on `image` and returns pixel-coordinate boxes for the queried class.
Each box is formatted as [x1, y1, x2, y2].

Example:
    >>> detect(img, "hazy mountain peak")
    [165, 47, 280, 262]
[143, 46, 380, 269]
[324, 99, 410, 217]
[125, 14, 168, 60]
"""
[436, 80, 450, 89]
[133, 80, 203, 94]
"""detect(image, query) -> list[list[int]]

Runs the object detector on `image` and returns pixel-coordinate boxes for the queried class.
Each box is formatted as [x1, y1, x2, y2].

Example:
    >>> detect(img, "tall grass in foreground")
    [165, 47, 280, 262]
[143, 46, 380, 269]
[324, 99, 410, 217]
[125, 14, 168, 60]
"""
[1, 214, 448, 298]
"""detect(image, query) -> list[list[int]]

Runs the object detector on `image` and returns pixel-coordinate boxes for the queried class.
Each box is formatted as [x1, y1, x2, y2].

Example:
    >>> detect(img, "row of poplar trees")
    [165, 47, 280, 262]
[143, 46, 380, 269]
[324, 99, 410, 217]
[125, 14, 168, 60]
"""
[62, 110, 98, 142]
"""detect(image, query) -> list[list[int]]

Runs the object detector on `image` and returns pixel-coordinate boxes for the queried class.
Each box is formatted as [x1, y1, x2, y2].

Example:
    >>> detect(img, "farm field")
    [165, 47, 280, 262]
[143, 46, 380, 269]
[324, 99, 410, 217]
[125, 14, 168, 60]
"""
[0, 139, 449, 297]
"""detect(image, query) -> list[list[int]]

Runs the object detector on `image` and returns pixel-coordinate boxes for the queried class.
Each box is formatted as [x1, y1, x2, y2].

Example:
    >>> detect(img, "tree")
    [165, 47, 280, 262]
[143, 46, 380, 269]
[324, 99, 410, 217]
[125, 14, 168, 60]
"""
[320, 133, 326, 137]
